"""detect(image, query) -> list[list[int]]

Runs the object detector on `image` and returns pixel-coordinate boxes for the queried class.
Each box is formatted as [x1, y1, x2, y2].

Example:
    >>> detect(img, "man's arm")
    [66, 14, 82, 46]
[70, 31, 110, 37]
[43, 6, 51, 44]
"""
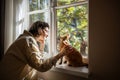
[25, 37, 64, 72]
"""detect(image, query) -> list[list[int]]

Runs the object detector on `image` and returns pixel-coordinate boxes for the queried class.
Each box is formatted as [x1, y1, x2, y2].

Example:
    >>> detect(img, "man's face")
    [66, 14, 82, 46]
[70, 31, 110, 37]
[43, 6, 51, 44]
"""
[37, 27, 49, 42]
[43, 27, 49, 38]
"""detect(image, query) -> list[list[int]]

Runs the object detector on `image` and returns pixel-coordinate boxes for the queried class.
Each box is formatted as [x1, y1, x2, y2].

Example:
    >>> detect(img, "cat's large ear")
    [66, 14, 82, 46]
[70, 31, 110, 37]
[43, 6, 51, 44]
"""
[60, 34, 66, 40]
[63, 40, 69, 46]
[66, 33, 70, 39]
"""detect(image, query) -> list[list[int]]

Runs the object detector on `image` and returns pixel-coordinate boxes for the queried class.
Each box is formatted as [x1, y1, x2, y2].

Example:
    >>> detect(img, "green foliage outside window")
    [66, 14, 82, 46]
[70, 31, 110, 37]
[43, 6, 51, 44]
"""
[57, 3, 88, 52]
[57, 0, 86, 6]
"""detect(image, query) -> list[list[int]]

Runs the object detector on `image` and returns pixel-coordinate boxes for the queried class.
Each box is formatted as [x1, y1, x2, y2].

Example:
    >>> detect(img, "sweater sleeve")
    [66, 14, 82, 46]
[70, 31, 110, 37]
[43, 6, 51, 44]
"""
[25, 37, 58, 72]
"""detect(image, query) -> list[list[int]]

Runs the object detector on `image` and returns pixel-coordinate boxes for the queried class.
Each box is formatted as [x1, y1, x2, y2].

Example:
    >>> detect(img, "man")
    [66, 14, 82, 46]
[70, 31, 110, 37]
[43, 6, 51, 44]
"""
[0, 21, 73, 80]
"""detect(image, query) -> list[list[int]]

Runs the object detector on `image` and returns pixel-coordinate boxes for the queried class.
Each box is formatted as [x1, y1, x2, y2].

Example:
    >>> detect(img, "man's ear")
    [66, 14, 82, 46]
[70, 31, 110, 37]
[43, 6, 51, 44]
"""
[38, 28, 43, 35]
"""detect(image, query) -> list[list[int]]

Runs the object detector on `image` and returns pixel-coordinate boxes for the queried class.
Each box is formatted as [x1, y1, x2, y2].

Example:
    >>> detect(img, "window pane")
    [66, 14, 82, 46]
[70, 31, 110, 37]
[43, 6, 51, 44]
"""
[29, 0, 49, 11]
[29, 12, 49, 24]
[57, 0, 87, 6]
[57, 4, 88, 56]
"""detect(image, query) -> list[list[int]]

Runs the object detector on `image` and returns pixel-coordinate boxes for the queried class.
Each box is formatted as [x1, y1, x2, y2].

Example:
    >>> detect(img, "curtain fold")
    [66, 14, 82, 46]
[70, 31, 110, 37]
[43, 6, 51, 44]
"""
[4, 0, 28, 53]
[13, 0, 29, 39]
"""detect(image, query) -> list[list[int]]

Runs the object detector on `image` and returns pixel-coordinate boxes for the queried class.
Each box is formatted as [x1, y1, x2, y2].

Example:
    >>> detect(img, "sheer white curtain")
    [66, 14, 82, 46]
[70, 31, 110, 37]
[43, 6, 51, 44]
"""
[13, 0, 29, 39]
[4, 0, 28, 53]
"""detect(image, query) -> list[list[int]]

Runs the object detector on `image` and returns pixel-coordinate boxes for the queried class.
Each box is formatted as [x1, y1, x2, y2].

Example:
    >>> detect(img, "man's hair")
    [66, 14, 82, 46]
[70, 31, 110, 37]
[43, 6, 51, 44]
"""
[29, 21, 49, 36]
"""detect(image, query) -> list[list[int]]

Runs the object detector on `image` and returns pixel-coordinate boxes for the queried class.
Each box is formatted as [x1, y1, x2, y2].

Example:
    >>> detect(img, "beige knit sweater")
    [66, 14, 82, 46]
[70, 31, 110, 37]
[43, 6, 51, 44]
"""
[0, 30, 58, 80]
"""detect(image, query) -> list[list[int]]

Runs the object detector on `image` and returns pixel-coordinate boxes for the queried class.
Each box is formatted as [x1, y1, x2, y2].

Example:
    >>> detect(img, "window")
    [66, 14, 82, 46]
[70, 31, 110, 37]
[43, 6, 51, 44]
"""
[28, 0, 88, 65]
[55, 1, 88, 58]
[29, 0, 49, 23]
[4, 0, 88, 78]
[51, 0, 89, 77]
[14, 0, 89, 77]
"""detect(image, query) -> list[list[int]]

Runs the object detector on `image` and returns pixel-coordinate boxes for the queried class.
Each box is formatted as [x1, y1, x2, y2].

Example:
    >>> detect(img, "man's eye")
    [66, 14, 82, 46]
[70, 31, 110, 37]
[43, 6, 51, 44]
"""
[45, 30, 49, 32]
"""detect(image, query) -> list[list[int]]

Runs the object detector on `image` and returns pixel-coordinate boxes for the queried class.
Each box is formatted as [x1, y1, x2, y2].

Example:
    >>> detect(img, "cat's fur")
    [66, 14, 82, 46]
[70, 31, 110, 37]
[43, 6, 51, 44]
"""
[59, 34, 88, 67]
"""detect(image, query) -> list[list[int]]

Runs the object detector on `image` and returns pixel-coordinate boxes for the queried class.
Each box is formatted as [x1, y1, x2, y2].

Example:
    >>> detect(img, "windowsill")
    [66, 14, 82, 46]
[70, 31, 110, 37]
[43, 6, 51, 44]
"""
[51, 64, 89, 78]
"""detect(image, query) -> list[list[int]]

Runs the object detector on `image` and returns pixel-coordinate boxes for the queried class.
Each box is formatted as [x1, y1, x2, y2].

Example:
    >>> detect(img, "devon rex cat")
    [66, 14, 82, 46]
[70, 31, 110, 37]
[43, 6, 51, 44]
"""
[58, 34, 88, 67]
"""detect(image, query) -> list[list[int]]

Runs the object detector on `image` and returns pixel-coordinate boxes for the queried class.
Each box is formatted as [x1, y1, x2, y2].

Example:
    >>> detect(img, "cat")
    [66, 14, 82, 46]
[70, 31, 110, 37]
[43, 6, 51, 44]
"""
[58, 34, 88, 67]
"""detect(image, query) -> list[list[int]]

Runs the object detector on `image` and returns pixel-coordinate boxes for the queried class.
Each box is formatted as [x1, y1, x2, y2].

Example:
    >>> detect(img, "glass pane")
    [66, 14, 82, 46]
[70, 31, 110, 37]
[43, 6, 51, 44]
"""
[57, 0, 86, 6]
[29, 12, 49, 24]
[29, 0, 49, 11]
[57, 4, 88, 56]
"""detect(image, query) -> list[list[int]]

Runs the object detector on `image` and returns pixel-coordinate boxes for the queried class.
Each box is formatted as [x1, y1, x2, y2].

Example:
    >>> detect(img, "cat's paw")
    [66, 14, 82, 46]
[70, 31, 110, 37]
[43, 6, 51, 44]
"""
[68, 64, 72, 66]
[59, 62, 62, 65]
[64, 61, 67, 64]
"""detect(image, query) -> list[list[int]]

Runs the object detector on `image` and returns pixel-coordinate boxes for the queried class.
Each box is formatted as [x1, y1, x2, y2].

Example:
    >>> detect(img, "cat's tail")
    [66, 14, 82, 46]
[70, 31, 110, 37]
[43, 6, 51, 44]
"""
[82, 57, 88, 67]
[81, 63, 88, 68]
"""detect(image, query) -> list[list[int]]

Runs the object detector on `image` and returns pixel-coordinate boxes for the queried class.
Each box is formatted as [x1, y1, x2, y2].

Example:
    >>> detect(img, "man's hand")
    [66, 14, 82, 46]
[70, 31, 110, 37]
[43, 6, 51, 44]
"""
[53, 45, 73, 64]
